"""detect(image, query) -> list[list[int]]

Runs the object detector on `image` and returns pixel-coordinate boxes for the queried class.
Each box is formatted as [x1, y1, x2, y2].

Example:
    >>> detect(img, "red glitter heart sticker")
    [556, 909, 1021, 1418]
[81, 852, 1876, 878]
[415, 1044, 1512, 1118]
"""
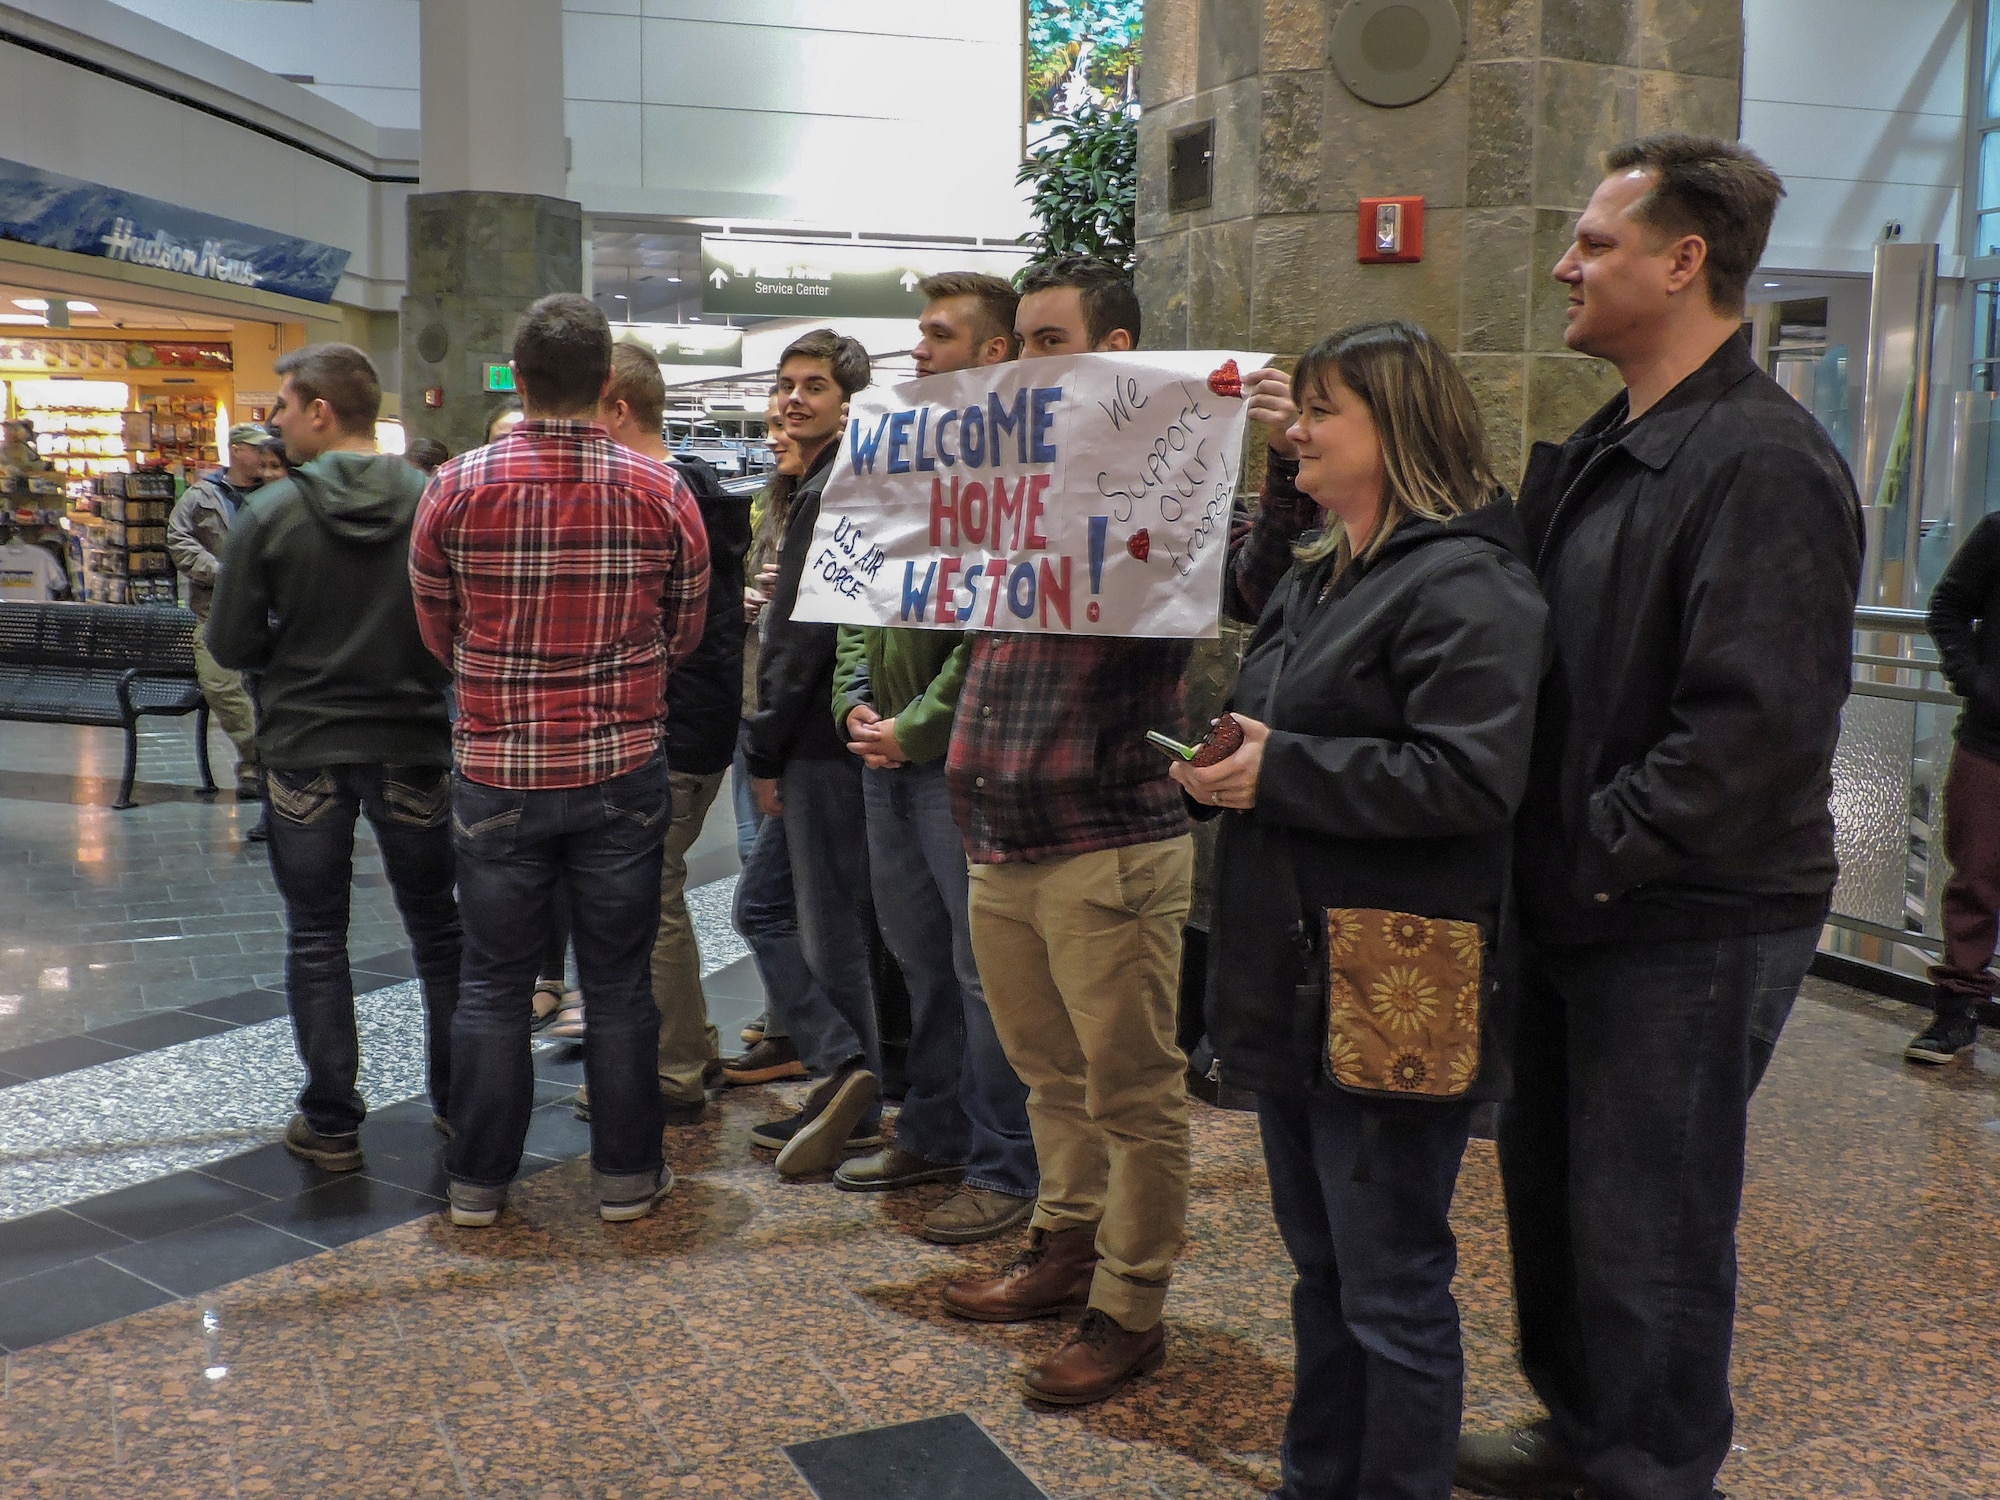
[1127, 529, 1151, 562]
[1207, 359, 1243, 398]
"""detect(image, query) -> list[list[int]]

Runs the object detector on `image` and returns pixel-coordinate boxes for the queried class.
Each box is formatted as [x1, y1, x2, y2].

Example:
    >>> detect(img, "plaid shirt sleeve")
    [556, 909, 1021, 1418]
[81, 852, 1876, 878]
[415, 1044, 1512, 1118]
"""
[1226, 452, 1318, 624]
[407, 483, 459, 667]
[659, 473, 710, 675]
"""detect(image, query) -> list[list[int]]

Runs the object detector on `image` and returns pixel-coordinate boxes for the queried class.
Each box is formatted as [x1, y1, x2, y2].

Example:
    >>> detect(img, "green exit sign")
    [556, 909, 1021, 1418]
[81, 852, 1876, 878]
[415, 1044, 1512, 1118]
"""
[483, 362, 516, 393]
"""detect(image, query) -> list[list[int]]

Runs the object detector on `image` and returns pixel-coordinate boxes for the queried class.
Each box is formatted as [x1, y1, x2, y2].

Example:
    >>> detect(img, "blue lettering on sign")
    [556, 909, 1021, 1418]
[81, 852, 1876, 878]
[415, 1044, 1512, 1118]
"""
[961, 405, 986, 468]
[849, 414, 891, 475]
[900, 560, 936, 620]
[885, 410, 915, 474]
[1008, 561, 1037, 619]
[987, 390, 1027, 467]
[1031, 387, 1062, 463]
[914, 408, 936, 473]
[935, 409, 959, 467]
[957, 563, 986, 622]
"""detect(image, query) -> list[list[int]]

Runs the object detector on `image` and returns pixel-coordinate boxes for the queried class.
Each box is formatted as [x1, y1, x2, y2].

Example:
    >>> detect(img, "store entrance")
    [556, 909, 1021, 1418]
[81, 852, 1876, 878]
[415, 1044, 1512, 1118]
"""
[0, 280, 291, 606]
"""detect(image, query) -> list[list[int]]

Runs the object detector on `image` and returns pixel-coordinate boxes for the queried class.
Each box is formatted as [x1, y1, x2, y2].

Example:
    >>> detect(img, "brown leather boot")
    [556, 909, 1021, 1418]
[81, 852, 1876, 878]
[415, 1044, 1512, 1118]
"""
[1021, 1308, 1166, 1405]
[940, 1224, 1098, 1323]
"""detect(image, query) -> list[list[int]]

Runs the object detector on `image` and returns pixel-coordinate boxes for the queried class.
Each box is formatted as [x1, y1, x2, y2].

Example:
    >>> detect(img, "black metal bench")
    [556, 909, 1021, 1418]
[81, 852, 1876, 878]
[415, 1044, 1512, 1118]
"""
[0, 601, 216, 808]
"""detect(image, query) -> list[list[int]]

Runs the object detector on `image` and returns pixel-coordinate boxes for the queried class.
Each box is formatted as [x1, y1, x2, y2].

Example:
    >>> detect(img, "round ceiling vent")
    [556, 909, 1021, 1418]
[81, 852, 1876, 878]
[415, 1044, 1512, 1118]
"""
[1330, 0, 1463, 109]
[416, 322, 450, 365]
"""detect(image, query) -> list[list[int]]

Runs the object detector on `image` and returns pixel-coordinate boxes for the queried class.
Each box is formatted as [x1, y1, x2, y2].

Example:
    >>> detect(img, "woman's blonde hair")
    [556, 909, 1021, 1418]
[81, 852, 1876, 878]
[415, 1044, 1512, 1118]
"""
[1290, 320, 1497, 569]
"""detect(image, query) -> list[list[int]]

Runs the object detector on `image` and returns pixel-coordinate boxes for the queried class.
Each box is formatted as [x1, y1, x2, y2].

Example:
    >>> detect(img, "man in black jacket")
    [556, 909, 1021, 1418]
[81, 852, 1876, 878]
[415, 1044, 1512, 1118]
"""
[738, 329, 884, 1178]
[1907, 513, 2000, 1062]
[1457, 137, 1863, 1500]
[209, 344, 460, 1174]
[598, 341, 747, 1121]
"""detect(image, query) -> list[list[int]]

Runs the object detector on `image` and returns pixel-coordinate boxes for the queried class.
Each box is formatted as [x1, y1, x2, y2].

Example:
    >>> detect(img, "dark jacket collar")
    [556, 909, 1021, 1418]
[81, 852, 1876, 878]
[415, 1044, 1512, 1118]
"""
[1566, 332, 1761, 473]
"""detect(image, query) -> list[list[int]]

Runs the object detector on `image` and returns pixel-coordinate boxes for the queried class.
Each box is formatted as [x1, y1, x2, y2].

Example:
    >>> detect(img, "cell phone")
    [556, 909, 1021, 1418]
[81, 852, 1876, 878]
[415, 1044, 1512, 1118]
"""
[1146, 729, 1199, 761]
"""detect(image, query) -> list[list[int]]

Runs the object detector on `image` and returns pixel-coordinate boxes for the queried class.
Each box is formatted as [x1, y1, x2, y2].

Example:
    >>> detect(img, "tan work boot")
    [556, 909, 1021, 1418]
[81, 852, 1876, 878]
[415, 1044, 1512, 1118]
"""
[1021, 1308, 1165, 1405]
[921, 1187, 1035, 1244]
[940, 1223, 1097, 1322]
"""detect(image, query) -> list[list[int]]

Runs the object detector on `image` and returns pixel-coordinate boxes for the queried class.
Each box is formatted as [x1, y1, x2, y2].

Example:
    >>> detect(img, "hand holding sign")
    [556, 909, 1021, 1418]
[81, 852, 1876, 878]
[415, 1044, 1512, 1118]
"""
[790, 349, 1269, 639]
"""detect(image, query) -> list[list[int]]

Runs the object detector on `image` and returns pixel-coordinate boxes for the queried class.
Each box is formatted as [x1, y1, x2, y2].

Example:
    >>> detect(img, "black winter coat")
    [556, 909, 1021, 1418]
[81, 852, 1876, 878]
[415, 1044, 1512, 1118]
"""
[665, 460, 750, 777]
[1929, 512, 2000, 762]
[1205, 498, 1549, 1102]
[1513, 334, 1864, 946]
[743, 444, 846, 778]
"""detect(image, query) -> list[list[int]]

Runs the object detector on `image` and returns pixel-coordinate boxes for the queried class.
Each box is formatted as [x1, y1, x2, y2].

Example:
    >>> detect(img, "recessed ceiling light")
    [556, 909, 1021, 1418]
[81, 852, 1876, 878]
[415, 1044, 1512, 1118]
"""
[0, 314, 45, 325]
[12, 298, 97, 313]
[688, 315, 701, 321]
[1762, 282, 1781, 289]
[667, 276, 682, 283]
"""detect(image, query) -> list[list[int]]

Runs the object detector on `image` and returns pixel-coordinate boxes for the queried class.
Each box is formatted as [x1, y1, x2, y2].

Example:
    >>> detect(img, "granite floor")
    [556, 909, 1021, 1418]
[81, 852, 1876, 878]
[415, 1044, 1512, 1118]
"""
[3, 724, 1999, 1498]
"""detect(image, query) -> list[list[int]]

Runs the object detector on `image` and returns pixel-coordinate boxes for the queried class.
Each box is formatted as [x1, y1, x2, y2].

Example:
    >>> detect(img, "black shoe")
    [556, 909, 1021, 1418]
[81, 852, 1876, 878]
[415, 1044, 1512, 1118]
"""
[748, 1108, 885, 1153]
[1906, 1008, 1979, 1064]
[573, 1087, 709, 1125]
[243, 815, 270, 844]
[1455, 1420, 1584, 1499]
[282, 1112, 363, 1172]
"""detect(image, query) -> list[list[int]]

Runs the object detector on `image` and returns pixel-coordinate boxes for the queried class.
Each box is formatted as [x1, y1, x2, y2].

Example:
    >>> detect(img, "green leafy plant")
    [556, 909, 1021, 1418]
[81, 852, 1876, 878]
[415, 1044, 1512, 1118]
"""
[1016, 101, 1138, 270]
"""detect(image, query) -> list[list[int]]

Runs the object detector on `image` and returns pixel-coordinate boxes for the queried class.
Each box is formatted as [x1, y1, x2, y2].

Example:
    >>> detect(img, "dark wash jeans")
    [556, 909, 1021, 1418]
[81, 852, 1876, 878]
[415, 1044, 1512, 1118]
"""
[864, 762, 1034, 1194]
[264, 763, 460, 1137]
[1497, 924, 1820, 1500]
[735, 756, 881, 1124]
[1259, 1089, 1473, 1500]
[446, 755, 670, 1199]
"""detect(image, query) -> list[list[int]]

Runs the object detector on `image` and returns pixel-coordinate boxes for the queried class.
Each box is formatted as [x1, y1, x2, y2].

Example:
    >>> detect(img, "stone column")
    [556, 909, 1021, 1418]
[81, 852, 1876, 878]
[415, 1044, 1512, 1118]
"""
[1136, 0, 1743, 476]
[400, 0, 581, 456]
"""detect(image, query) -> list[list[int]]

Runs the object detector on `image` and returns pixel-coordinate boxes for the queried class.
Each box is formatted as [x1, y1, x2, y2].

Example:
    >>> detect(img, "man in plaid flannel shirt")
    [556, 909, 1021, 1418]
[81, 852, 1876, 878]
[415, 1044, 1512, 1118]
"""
[936, 258, 1207, 1406]
[410, 294, 709, 1230]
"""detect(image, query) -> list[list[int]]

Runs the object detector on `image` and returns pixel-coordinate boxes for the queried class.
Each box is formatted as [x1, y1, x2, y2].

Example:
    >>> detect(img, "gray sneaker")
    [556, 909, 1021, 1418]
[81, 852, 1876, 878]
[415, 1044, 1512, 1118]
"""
[282, 1113, 363, 1172]
[775, 1066, 880, 1179]
[600, 1168, 675, 1223]
[1455, 1420, 1584, 1498]
[447, 1180, 505, 1228]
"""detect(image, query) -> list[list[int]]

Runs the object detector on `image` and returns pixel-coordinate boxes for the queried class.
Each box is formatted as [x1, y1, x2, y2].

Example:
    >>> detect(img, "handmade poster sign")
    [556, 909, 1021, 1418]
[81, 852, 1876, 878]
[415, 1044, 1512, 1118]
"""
[788, 349, 1271, 639]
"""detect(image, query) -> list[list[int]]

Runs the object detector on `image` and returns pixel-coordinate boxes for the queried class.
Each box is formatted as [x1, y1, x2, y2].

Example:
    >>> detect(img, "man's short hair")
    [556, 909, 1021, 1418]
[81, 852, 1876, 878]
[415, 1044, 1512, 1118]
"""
[778, 329, 872, 396]
[1017, 255, 1142, 347]
[919, 271, 1022, 354]
[511, 293, 613, 414]
[607, 342, 668, 432]
[1603, 134, 1785, 315]
[274, 343, 380, 434]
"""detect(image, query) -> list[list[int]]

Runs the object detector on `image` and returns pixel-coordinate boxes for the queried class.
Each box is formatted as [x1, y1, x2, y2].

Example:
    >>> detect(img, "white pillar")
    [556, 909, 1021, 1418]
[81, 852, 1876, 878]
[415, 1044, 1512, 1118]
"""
[419, 0, 567, 197]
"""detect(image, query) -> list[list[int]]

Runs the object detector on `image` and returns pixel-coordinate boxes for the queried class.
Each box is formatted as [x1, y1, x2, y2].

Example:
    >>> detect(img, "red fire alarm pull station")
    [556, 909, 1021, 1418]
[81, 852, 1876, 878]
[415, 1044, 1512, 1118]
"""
[423, 386, 445, 409]
[1358, 197, 1425, 263]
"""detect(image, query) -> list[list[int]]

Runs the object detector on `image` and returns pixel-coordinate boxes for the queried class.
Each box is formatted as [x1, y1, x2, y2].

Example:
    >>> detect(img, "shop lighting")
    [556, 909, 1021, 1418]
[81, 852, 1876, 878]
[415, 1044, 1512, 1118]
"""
[12, 299, 97, 313]
[0, 314, 44, 325]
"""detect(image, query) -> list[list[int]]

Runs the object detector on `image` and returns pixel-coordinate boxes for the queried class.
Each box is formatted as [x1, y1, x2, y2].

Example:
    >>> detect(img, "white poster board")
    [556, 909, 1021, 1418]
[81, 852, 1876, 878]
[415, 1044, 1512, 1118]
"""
[789, 349, 1270, 639]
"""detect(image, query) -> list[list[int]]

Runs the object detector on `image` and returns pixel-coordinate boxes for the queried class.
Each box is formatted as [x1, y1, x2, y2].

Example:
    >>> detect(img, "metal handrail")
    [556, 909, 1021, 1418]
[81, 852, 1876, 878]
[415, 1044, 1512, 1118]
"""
[1853, 605, 1930, 632]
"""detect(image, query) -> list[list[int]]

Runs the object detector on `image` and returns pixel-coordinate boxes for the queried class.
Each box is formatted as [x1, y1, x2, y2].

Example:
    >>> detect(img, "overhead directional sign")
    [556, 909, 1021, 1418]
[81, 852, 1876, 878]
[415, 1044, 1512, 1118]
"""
[617, 324, 745, 368]
[700, 236, 1030, 320]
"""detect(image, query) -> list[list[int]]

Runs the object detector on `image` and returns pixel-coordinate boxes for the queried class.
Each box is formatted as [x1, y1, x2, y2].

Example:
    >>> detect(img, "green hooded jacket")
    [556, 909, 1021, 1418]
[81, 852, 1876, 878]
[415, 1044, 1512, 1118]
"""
[831, 626, 969, 766]
[207, 450, 451, 770]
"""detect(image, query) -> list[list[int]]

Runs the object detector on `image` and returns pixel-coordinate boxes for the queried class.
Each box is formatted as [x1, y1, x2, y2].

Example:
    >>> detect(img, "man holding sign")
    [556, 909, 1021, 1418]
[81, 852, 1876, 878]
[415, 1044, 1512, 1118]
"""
[935, 258, 1195, 1406]
[829, 273, 1039, 1243]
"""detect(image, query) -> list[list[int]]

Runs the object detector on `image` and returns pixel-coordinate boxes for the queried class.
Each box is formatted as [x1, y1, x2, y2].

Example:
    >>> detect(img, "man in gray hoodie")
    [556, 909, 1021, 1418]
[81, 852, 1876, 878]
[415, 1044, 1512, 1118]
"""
[209, 343, 460, 1174]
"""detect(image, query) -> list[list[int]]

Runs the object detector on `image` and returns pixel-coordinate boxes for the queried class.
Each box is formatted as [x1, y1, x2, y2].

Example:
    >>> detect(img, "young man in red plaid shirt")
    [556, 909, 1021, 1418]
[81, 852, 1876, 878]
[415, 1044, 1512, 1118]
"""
[410, 294, 709, 1228]
[936, 258, 1193, 1405]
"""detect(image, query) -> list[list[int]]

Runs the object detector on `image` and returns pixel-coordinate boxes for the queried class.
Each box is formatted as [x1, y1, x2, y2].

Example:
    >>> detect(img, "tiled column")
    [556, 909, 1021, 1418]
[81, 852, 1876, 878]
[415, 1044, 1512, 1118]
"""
[399, 193, 584, 456]
[1137, 0, 1743, 475]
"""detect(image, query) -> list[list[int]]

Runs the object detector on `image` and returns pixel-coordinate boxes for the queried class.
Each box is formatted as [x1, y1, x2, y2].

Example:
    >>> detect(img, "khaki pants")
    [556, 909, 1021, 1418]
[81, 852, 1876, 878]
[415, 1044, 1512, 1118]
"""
[652, 768, 726, 1106]
[192, 620, 258, 783]
[968, 834, 1193, 1330]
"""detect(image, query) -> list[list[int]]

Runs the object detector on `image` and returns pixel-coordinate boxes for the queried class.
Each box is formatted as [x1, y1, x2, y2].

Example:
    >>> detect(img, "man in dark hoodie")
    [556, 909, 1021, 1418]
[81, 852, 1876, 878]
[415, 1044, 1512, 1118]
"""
[739, 328, 882, 1180]
[208, 343, 460, 1174]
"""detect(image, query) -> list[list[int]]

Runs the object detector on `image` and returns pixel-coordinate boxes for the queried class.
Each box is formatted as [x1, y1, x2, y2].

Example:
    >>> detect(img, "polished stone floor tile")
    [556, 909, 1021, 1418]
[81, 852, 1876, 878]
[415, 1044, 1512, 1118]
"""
[244, 1175, 443, 1249]
[0, 1208, 132, 1284]
[99, 1214, 321, 1296]
[786, 1413, 1047, 1500]
[0, 1257, 175, 1352]
[64, 1170, 273, 1240]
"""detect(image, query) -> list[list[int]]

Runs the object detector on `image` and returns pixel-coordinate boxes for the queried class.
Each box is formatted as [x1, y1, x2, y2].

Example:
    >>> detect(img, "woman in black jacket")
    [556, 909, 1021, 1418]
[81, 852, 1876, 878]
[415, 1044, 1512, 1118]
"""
[1171, 321, 1547, 1500]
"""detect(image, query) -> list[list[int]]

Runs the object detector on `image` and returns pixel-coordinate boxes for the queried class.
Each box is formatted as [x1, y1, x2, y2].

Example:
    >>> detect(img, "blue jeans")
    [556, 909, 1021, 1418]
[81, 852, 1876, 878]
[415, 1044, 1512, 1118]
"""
[1259, 1090, 1473, 1500]
[446, 755, 670, 1200]
[737, 757, 880, 1124]
[731, 733, 761, 862]
[264, 763, 460, 1137]
[1497, 925, 1819, 1500]
[864, 762, 1034, 1194]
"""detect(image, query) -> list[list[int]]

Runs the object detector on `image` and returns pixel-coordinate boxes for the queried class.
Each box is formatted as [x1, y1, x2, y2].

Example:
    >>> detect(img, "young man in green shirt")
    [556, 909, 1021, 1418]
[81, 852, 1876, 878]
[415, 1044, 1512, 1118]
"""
[828, 272, 1038, 1243]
